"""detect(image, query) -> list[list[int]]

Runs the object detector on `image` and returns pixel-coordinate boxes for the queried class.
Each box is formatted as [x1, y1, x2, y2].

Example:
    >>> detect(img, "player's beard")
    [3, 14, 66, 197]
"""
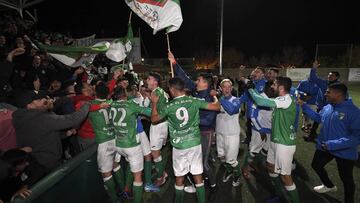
[266, 89, 276, 98]
[273, 89, 279, 97]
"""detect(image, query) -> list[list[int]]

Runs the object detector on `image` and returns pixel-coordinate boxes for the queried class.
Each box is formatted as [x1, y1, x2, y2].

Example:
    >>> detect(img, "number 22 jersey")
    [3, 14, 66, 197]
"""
[111, 100, 151, 148]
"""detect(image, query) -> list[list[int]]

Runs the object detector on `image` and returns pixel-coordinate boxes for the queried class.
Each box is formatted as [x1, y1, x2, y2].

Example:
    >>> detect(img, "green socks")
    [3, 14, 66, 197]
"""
[133, 182, 143, 203]
[232, 162, 241, 177]
[175, 185, 184, 203]
[285, 184, 300, 203]
[125, 165, 134, 191]
[113, 165, 124, 191]
[154, 155, 165, 179]
[243, 151, 252, 167]
[269, 173, 283, 197]
[195, 183, 206, 203]
[269, 173, 300, 203]
[144, 160, 152, 184]
[224, 162, 233, 173]
[103, 175, 118, 203]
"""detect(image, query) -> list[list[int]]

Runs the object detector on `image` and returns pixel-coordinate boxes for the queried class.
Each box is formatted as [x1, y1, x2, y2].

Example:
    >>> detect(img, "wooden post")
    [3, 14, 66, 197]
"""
[166, 34, 174, 78]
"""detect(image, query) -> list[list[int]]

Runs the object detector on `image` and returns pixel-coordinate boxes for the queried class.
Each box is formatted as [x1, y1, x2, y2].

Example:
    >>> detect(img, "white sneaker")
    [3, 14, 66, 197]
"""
[313, 184, 337, 193]
[184, 185, 196, 193]
[232, 175, 242, 187]
[222, 170, 233, 183]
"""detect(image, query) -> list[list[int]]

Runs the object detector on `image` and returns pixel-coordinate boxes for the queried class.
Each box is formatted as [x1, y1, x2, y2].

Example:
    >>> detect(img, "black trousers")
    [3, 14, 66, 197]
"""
[311, 150, 355, 203]
[245, 118, 252, 142]
[309, 108, 321, 137]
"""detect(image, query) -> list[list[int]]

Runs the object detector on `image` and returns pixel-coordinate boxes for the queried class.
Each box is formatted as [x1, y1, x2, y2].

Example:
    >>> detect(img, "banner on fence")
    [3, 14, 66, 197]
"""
[348, 68, 360, 82]
[286, 68, 311, 81]
[73, 34, 96, 47]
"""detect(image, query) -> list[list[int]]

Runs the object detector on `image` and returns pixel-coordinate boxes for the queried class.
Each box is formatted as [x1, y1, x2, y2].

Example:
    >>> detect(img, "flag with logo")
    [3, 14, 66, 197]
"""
[124, 0, 183, 34]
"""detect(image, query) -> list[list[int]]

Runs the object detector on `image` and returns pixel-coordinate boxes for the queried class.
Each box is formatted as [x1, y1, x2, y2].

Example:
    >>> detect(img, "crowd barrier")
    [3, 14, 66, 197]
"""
[13, 145, 107, 203]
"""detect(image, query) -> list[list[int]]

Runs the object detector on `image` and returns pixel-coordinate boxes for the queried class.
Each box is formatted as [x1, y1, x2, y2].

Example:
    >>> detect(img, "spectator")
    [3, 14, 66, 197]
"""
[297, 78, 322, 141]
[12, 90, 90, 173]
[0, 148, 32, 202]
[73, 83, 97, 151]
[47, 79, 63, 98]
[117, 77, 129, 90]
[309, 60, 341, 107]
[300, 83, 360, 203]
[0, 47, 26, 102]
[24, 55, 48, 90]
[243, 67, 266, 144]
[266, 68, 279, 81]
[0, 35, 9, 60]
[236, 76, 248, 97]
[0, 103, 17, 151]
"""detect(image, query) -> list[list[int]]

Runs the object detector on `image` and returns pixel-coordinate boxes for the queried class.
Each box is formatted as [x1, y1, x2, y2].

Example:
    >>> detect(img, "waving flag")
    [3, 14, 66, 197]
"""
[125, 0, 183, 34]
[33, 40, 110, 67]
[106, 22, 134, 62]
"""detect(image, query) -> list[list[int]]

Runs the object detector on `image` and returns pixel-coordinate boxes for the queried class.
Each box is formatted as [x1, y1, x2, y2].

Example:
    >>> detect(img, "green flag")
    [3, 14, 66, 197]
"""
[33, 40, 110, 67]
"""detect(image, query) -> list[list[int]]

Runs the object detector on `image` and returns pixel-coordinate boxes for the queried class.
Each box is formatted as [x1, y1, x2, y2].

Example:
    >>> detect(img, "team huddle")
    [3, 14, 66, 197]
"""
[88, 51, 360, 203]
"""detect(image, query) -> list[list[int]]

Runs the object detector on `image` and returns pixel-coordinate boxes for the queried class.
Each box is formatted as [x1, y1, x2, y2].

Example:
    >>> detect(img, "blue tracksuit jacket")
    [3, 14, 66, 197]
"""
[302, 99, 360, 160]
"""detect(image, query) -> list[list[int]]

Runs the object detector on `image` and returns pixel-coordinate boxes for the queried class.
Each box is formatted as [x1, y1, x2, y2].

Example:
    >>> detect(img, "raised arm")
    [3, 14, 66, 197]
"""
[205, 96, 221, 111]
[309, 61, 327, 90]
[107, 69, 122, 94]
[133, 101, 152, 117]
[300, 103, 322, 123]
[248, 89, 277, 108]
[43, 103, 90, 131]
[220, 94, 248, 115]
[168, 51, 196, 91]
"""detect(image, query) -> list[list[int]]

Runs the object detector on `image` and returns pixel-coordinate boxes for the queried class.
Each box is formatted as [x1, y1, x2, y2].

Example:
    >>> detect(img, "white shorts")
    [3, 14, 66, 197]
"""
[97, 139, 116, 173]
[249, 130, 271, 154]
[115, 145, 144, 173]
[267, 142, 296, 175]
[150, 121, 168, 150]
[216, 132, 225, 158]
[114, 152, 121, 163]
[173, 145, 203, 177]
[216, 132, 240, 165]
[138, 132, 151, 156]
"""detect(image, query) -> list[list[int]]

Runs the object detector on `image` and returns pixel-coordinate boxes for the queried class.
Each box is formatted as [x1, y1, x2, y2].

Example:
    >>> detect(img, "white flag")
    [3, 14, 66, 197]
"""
[125, 0, 183, 34]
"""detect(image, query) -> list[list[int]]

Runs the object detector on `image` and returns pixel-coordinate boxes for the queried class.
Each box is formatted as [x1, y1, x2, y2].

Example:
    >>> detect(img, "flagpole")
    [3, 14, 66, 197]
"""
[219, 0, 224, 75]
[166, 34, 174, 78]
[123, 11, 133, 70]
[128, 11, 132, 24]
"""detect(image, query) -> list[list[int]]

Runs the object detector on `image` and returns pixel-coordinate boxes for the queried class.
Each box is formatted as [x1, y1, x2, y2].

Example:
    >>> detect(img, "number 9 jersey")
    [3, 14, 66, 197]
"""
[159, 95, 209, 150]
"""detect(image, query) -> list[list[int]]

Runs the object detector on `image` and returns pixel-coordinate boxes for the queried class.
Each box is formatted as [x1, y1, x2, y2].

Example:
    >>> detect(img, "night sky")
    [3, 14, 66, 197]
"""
[36, 0, 359, 58]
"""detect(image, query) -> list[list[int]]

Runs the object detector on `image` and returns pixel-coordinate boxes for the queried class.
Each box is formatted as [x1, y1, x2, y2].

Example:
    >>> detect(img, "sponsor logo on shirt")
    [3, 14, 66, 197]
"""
[338, 112, 345, 120]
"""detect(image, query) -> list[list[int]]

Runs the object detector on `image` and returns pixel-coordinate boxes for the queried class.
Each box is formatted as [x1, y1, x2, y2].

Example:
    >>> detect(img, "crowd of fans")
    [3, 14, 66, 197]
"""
[0, 12, 257, 202]
[0, 13, 142, 202]
[1, 12, 359, 203]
